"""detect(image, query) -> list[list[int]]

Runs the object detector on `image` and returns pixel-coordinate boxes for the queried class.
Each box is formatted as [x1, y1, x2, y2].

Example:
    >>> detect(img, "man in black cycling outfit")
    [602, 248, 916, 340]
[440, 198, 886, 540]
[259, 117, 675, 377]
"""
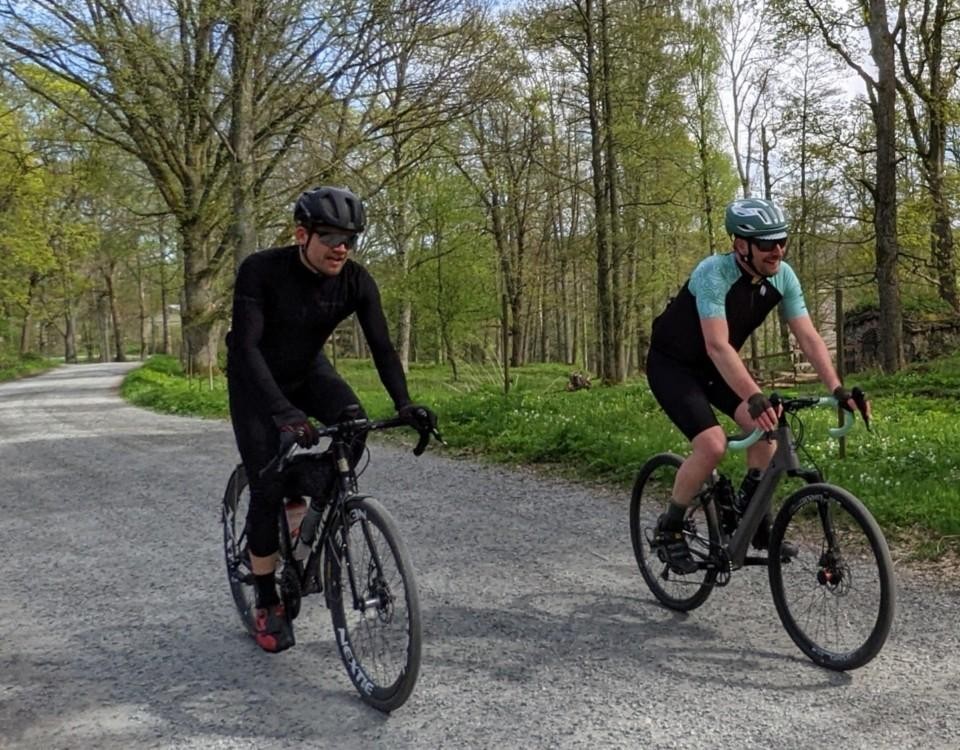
[226, 186, 436, 652]
[646, 197, 869, 574]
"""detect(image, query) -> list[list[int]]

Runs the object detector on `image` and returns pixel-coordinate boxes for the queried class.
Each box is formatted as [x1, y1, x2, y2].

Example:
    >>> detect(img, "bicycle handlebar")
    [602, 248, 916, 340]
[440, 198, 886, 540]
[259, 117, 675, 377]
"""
[260, 416, 444, 477]
[726, 394, 856, 452]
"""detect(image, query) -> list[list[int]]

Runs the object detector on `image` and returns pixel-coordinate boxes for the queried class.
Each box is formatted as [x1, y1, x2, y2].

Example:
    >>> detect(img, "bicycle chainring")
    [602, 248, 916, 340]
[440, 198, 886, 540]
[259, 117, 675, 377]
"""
[279, 563, 302, 621]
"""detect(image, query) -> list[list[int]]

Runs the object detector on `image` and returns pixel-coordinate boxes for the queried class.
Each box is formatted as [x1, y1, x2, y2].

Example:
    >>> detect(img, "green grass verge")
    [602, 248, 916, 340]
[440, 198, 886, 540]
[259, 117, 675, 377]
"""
[123, 353, 960, 558]
[0, 353, 57, 381]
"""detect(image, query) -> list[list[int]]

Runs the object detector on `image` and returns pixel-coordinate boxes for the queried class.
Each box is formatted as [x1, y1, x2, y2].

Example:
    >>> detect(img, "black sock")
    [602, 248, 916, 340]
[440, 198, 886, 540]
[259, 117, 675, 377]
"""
[664, 501, 687, 530]
[254, 573, 279, 608]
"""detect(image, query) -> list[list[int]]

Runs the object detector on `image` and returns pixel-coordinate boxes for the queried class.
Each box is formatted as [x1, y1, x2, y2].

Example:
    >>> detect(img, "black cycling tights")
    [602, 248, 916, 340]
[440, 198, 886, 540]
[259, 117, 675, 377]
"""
[228, 357, 366, 557]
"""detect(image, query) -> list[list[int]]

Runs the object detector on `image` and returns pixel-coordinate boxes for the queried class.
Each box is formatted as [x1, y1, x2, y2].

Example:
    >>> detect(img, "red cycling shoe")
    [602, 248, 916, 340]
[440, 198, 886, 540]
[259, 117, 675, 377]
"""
[253, 602, 295, 653]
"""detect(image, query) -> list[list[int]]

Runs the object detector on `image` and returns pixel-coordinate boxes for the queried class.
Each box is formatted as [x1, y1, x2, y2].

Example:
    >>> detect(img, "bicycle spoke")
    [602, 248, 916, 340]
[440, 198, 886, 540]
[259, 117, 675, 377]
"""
[630, 453, 719, 610]
[769, 485, 894, 670]
[327, 498, 421, 712]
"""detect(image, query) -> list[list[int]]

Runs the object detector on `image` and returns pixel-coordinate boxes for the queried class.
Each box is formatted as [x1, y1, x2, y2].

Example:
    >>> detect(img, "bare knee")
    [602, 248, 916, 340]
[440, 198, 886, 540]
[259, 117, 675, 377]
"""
[691, 428, 727, 467]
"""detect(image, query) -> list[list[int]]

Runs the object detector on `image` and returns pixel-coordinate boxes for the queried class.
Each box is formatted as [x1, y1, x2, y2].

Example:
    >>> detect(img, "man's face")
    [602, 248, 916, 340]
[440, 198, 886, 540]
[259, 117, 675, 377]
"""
[296, 225, 359, 276]
[736, 236, 787, 277]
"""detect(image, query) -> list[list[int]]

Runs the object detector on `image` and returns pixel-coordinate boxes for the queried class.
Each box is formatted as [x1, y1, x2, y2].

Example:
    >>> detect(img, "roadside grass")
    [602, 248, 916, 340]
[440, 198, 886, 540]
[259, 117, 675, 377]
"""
[0, 353, 56, 381]
[122, 353, 960, 558]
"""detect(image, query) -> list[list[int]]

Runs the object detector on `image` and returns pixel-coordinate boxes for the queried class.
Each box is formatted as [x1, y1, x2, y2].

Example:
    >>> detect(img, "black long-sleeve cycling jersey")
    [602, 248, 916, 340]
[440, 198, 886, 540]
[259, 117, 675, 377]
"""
[226, 245, 410, 426]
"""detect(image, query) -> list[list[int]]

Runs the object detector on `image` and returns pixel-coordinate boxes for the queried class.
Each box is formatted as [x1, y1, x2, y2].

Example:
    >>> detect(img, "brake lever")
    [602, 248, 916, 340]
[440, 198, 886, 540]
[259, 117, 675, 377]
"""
[259, 431, 298, 477]
[851, 386, 871, 431]
[412, 426, 446, 456]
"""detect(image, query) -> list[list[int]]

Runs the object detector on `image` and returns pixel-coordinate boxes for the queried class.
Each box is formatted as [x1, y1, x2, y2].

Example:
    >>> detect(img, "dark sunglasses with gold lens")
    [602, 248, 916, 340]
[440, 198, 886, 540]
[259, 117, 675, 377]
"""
[316, 231, 360, 250]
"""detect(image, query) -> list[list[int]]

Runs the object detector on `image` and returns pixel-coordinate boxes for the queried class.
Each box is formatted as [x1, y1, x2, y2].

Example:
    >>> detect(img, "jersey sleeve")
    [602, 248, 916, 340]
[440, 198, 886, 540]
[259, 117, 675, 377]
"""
[777, 262, 809, 320]
[353, 267, 412, 410]
[229, 255, 305, 425]
[688, 256, 729, 319]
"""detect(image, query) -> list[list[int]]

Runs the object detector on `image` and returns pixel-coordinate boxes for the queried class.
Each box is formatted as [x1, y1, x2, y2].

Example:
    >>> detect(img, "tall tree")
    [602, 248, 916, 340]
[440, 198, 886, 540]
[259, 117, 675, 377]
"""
[895, 0, 960, 313]
[776, 0, 906, 372]
[0, 1, 395, 372]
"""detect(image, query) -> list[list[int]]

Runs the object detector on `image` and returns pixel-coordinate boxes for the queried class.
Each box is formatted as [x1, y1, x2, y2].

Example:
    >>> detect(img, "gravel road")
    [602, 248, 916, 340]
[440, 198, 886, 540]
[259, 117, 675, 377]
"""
[1, 362, 958, 749]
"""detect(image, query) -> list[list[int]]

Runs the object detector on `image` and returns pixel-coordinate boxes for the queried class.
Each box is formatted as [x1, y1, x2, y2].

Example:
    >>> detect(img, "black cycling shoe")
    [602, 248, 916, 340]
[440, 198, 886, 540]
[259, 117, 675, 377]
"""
[752, 514, 799, 560]
[652, 514, 700, 575]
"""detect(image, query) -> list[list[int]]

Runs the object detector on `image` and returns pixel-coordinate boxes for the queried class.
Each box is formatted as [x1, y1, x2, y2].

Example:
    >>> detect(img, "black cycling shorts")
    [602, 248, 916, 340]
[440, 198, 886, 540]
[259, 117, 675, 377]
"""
[646, 348, 741, 441]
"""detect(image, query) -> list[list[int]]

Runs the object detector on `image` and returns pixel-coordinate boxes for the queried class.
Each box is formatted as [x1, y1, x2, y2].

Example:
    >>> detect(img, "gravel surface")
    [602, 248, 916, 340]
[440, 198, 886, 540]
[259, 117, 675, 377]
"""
[1, 362, 958, 749]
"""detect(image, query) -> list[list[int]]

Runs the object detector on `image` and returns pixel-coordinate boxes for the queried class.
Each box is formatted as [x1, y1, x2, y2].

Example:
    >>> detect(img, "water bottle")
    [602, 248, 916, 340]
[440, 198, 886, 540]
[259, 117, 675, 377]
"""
[734, 468, 764, 516]
[292, 497, 325, 561]
[713, 475, 739, 535]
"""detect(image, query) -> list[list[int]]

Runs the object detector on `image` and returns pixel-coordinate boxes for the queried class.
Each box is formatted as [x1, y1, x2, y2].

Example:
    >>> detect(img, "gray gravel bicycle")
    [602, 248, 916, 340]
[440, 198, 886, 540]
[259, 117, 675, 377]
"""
[222, 405, 441, 711]
[630, 392, 895, 671]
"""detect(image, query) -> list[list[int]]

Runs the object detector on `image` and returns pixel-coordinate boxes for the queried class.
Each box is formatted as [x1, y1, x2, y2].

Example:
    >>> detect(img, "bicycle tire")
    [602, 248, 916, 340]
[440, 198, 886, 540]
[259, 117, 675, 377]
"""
[768, 483, 896, 670]
[630, 453, 719, 611]
[324, 496, 422, 712]
[222, 465, 256, 635]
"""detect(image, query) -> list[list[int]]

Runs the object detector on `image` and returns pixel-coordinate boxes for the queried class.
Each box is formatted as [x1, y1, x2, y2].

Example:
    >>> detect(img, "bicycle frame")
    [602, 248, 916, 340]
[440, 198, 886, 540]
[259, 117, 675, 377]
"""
[712, 397, 850, 567]
[721, 420, 821, 567]
[287, 432, 391, 614]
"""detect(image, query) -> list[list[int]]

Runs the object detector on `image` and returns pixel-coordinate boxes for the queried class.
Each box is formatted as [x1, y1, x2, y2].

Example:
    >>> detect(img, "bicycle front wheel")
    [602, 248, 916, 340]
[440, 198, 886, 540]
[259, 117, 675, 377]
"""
[630, 453, 719, 611]
[324, 496, 421, 712]
[768, 483, 896, 670]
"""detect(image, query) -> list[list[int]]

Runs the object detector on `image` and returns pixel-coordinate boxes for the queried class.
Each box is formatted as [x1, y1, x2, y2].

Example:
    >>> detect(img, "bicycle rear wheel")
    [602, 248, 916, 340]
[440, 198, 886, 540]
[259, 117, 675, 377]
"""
[222, 465, 256, 635]
[630, 453, 719, 611]
[768, 483, 895, 670]
[324, 496, 421, 712]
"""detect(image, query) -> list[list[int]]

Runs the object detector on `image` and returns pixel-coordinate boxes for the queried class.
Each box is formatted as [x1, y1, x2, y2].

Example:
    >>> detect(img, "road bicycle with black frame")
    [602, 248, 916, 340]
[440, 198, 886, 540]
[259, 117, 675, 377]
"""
[629, 391, 895, 671]
[222, 405, 442, 712]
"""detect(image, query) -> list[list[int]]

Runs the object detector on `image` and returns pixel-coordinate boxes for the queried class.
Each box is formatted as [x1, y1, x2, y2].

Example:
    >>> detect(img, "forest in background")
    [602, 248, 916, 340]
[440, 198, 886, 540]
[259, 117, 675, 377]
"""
[1, 0, 958, 384]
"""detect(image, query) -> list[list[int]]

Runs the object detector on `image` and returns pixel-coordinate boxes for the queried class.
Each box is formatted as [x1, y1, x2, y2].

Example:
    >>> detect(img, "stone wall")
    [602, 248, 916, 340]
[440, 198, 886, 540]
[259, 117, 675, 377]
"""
[842, 309, 960, 372]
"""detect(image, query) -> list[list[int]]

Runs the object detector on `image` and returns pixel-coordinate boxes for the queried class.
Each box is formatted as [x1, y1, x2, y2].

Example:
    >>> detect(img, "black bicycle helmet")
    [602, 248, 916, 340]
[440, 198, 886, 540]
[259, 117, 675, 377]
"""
[293, 186, 366, 233]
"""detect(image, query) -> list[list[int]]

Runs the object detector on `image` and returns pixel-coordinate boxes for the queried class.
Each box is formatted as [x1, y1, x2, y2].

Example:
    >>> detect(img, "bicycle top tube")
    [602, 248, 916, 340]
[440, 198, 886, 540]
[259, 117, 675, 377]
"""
[726, 395, 855, 452]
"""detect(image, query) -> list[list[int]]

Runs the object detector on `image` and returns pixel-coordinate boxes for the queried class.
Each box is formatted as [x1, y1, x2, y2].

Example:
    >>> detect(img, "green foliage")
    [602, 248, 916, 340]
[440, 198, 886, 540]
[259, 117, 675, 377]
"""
[124, 353, 960, 555]
[122, 355, 226, 418]
[854, 351, 960, 399]
[368, 163, 499, 362]
[0, 353, 54, 381]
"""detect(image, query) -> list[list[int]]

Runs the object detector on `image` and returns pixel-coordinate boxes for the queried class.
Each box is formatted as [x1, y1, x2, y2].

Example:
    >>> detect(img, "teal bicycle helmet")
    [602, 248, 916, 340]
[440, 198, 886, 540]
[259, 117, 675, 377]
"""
[724, 198, 789, 240]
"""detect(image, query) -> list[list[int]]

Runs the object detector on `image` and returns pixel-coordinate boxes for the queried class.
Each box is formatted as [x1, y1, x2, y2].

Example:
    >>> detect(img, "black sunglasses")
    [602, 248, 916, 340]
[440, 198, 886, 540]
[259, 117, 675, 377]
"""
[315, 231, 360, 250]
[751, 237, 788, 253]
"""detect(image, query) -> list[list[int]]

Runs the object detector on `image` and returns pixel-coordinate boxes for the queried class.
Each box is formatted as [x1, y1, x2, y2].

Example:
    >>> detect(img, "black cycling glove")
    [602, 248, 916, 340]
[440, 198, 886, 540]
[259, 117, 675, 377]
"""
[398, 403, 438, 433]
[833, 385, 853, 410]
[834, 385, 871, 429]
[747, 392, 772, 420]
[279, 420, 320, 448]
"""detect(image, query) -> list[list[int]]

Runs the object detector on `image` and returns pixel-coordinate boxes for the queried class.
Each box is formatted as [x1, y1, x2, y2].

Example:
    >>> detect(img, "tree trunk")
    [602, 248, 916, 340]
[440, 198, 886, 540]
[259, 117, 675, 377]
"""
[19, 272, 39, 355]
[230, 0, 258, 272]
[867, 0, 904, 372]
[584, 0, 616, 384]
[181, 229, 220, 374]
[97, 293, 110, 363]
[600, 0, 624, 382]
[137, 255, 147, 360]
[104, 269, 126, 362]
[63, 303, 78, 364]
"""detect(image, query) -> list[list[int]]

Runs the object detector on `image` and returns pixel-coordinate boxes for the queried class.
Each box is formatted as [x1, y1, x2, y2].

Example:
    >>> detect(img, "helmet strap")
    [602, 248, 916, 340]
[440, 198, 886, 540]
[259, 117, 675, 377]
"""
[735, 238, 763, 279]
[298, 229, 325, 275]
